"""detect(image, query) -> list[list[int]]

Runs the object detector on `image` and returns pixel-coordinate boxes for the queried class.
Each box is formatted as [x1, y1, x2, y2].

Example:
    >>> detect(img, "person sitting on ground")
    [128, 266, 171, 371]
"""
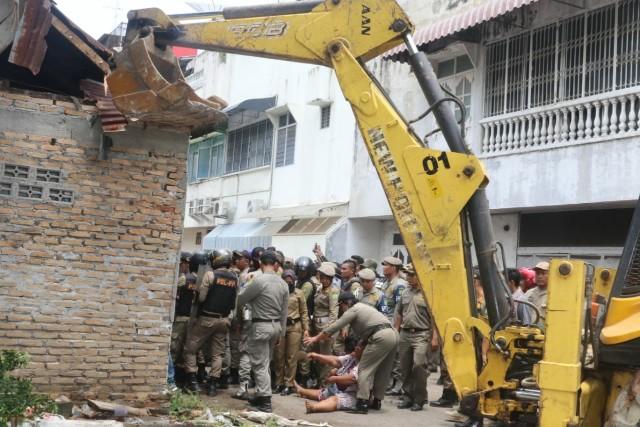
[293, 338, 363, 414]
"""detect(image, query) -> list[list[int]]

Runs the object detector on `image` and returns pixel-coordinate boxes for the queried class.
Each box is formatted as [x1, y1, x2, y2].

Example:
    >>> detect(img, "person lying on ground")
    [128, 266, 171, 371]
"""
[293, 343, 363, 414]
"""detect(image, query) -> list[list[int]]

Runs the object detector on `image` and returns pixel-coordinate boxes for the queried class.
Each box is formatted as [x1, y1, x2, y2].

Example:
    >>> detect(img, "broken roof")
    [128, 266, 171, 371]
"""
[0, 0, 226, 136]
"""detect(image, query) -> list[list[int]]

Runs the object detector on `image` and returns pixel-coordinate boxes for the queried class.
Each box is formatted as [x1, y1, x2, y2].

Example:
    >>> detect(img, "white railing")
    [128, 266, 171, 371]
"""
[479, 87, 640, 155]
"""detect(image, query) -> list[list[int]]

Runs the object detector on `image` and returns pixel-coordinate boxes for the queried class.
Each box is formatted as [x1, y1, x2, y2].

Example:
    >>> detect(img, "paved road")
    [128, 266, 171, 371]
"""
[203, 375, 460, 427]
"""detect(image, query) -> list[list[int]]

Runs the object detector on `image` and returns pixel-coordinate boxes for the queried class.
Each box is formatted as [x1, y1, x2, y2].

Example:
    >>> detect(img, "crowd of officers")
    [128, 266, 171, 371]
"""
[171, 247, 456, 414]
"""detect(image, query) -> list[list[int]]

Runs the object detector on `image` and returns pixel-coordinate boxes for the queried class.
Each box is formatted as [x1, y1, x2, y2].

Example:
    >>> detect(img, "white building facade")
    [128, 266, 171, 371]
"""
[183, 0, 640, 270]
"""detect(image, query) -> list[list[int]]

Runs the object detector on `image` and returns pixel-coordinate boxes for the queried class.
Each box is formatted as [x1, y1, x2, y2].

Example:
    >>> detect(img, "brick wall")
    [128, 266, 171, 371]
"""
[0, 89, 188, 402]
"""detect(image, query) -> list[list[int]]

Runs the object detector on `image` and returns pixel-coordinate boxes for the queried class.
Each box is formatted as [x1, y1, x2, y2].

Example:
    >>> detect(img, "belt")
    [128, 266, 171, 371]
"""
[314, 316, 330, 324]
[287, 317, 301, 326]
[252, 318, 279, 323]
[200, 312, 225, 318]
[362, 323, 392, 343]
[401, 327, 428, 333]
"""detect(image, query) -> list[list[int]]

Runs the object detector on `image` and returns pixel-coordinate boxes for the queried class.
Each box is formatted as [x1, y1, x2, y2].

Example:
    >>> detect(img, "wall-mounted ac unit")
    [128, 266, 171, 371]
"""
[247, 199, 266, 214]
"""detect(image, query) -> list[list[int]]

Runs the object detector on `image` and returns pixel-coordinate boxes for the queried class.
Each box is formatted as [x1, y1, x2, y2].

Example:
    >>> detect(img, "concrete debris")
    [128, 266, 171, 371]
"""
[239, 411, 332, 427]
[87, 400, 150, 418]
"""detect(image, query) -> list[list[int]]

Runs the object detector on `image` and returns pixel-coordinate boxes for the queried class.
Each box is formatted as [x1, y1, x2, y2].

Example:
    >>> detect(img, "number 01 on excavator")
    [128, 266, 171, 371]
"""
[106, 1, 640, 425]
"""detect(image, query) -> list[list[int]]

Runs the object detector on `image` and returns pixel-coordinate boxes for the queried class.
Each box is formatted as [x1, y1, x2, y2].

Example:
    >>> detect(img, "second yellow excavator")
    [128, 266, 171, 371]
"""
[106, 1, 640, 425]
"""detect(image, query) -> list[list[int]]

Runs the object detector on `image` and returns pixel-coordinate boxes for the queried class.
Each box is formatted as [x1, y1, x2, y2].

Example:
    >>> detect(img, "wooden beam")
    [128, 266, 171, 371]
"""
[50, 16, 111, 75]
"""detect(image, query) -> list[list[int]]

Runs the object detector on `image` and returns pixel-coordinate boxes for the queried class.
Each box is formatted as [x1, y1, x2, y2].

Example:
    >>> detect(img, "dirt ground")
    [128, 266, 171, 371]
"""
[201, 374, 460, 427]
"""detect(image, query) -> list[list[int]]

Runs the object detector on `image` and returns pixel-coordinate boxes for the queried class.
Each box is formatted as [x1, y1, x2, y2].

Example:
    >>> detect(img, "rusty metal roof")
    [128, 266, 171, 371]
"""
[9, 0, 52, 75]
[80, 79, 128, 133]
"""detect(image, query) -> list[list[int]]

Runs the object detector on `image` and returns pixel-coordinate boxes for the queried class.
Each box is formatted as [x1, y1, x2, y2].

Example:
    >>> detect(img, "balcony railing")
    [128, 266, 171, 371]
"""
[479, 87, 640, 156]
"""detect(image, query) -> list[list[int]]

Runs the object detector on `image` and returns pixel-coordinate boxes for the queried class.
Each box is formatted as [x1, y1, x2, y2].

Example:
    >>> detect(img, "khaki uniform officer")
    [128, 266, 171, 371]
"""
[274, 270, 310, 395]
[237, 251, 289, 413]
[395, 263, 432, 411]
[381, 256, 407, 395]
[312, 263, 340, 382]
[358, 268, 387, 313]
[305, 292, 399, 415]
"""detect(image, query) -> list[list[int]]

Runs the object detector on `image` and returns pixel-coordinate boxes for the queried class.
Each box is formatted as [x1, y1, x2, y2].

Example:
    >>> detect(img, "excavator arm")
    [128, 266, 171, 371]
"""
[107, 1, 611, 425]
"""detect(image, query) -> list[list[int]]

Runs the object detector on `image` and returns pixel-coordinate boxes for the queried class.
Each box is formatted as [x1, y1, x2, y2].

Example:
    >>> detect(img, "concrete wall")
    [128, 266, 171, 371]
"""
[0, 89, 188, 402]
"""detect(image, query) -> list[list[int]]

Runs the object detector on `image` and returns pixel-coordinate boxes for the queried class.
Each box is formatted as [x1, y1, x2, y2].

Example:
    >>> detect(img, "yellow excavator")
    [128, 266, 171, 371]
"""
[106, 1, 640, 425]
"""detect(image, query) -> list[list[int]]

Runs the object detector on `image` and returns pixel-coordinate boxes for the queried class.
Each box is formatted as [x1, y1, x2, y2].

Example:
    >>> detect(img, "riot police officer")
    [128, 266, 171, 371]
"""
[182, 249, 238, 395]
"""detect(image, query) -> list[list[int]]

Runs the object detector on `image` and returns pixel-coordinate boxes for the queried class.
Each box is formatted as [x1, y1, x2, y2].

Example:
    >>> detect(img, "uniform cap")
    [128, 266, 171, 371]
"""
[317, 264, 336, 277]
[403, 263, 416, 275]
[534, 261, 550, 271]
[358, 268, 376, 281]
[382, 256, 402, 267]
[338, 291, 357, 303]
[362, 258, 378, 270]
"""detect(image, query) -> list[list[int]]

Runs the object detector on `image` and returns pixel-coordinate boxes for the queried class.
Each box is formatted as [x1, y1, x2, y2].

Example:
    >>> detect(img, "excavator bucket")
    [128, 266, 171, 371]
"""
[106, 28, 227, 130]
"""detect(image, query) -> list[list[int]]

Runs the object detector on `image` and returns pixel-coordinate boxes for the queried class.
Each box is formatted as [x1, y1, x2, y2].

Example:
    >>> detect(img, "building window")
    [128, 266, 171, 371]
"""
[275, 112, 296, 167]
[195, 232, 202, 245]
[438, 56, 473, 124]
[320, 105, 331, 129]
[519, 208, 633, 247]
[188, 200, 195, 215]
[226, 119, 273, 173]
[485, 0, 640, 117]
[188, 134, 225, 182]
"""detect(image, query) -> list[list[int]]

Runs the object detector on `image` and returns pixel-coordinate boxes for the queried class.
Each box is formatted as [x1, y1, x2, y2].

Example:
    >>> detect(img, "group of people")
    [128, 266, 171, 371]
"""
[169, 244, 551, 416]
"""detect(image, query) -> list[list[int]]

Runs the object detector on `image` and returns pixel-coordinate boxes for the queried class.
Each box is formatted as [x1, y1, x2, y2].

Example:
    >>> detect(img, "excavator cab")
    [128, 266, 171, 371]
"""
[598, 196, 640, 367]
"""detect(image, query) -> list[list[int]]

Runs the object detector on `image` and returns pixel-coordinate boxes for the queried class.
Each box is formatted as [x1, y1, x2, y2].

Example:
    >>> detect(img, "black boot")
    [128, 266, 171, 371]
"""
[347, 398, 369, 414]
[274, 385, 285, 394]
[229, 368, 239, 385]
[197, 364, 208, 384]
[430, 388, 458, 408]
[207, 378, 218, 397]
[280, 386, 294, 396]
[186, 373, 202, 393]
[233, 382, 250, 400]
[174, 366, 186, 389]
[369, 398, 382, 410]
[217, 374, 229, 390]
[397, 397, 413, 409]
[249, 396, 272, 413]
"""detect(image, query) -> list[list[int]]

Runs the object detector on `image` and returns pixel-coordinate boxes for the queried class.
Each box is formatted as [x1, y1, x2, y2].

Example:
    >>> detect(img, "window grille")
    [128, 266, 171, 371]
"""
[320, 105, 331, 129]
[4, 164, 29, 179]
[17, 184, 43, 200]
[226, 119, 273, 173]
[36, 168, 62, 183]
[275, 112, 296, 167]
[484, 0, 640, 117]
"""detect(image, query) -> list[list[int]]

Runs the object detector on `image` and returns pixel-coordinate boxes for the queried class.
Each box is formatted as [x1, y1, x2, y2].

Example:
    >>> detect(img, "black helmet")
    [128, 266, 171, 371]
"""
[210, 249, 232, 269]
[189, 251, 207, 273]
[295, 256, 316, 280]
[180, 251, 192, 263]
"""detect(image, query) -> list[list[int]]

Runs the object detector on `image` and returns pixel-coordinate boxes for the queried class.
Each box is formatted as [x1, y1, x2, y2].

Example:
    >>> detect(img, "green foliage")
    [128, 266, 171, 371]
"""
[169, 390, 204, 420]
[0, 351, 56, 427]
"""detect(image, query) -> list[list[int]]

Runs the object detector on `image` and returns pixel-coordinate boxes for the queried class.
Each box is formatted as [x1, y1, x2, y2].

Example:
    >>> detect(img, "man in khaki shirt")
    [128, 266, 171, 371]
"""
[394, 263, 432, 411]
[274, 270, 310, 395]
[312, 264, 340, 382]
[525, 261, 549, 326]
[305, 292, 398, 414]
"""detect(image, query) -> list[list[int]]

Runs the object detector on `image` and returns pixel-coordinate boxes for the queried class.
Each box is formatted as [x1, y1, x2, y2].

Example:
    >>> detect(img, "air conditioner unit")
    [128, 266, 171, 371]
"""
[203, 197, 217, 215]
[247, 199, 266, 213]
[219, 201, 232, 218]
[195, 198, 205, 215]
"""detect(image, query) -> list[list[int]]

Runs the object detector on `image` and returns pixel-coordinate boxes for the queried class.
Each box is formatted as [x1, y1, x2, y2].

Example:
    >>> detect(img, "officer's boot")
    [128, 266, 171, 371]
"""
[174, 366, 186, 389]
[430, 388, 458, 408]
[233, 381, 249, 400]
[229, 368, 239, 385]
[347, 398, 369, 414]
[387, 379, 403, 396]
[455, 418, 483, 427]
[197, 364, 207, 384]
[369, 398, 382, 410]
[207, 377, 218, 397]
[217, 374, 229, 390]
[186, 373, 202, 393]
[253, 396, 272, 413]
